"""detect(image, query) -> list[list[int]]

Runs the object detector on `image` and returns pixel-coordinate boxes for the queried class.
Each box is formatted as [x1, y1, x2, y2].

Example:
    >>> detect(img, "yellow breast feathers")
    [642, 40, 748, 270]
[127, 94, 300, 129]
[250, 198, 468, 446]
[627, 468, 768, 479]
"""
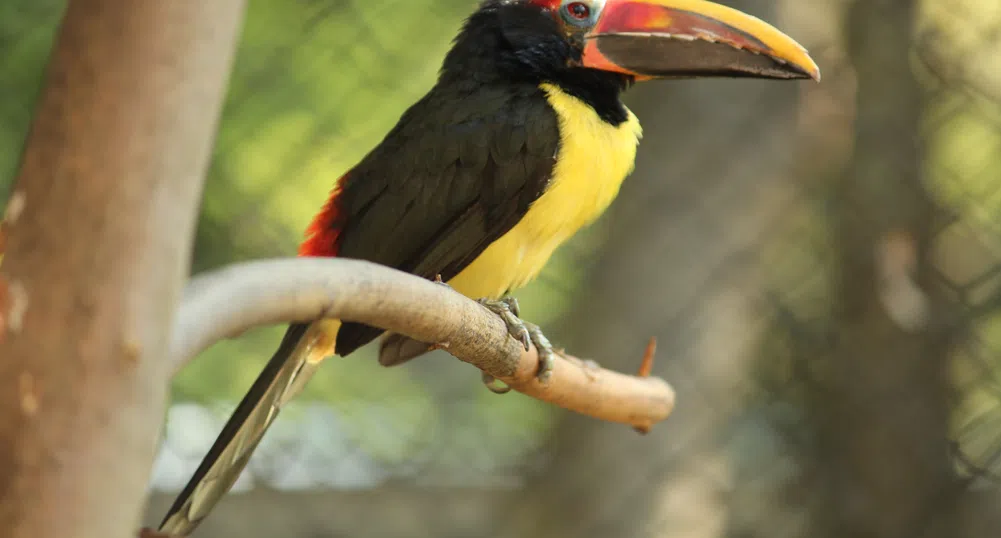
[447, 83, 643, 300]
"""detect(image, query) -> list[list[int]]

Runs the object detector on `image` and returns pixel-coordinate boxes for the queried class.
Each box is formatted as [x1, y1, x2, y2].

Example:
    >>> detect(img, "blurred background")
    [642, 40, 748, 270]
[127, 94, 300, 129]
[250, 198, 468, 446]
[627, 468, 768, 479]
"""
[4, 0, 1001, 536]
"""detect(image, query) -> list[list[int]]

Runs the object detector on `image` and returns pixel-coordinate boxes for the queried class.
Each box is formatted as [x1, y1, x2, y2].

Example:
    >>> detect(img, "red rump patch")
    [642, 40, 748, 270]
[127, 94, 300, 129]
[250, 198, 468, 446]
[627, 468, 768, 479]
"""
[529, 0, 561, 10]
[298, 178, 346, 258]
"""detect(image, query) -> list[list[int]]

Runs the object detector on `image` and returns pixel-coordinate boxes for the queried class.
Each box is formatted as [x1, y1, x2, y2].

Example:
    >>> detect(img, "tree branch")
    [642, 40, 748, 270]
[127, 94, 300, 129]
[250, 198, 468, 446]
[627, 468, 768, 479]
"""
[171, 258, 675, 430]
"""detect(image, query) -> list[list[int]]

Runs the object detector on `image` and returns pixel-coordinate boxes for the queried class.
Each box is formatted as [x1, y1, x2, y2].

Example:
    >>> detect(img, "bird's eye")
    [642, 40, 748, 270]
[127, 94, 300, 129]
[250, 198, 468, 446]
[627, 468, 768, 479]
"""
[559, 0, 600, 28]
[566, 2, 590, 19]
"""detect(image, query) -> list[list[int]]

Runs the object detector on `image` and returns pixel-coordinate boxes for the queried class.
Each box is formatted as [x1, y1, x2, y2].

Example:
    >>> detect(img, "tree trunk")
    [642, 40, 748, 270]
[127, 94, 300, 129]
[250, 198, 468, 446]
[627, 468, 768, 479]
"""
[809, 1, 960, 536]
[0, 1, 244, 537]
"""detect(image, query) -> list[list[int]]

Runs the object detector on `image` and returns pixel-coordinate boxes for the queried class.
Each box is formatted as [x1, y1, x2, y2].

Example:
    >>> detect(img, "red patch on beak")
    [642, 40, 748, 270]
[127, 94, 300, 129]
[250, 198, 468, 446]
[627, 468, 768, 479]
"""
[593, 2, 769, 51]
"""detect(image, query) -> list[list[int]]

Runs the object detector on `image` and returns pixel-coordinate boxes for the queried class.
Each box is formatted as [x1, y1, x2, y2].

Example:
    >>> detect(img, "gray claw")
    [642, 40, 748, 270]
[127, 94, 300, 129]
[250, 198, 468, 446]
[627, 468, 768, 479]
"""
[481, 372, 511, 394]
[477, 297, 556, 384]
[478, 297, 530, 351]
[526, 322, 555, 382]
[503, 296, 521, 317]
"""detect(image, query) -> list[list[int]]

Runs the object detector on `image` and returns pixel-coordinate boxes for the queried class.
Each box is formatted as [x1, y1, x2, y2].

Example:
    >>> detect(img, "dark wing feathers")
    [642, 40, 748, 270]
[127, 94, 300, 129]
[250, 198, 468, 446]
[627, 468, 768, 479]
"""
[333, 84, 560, 355]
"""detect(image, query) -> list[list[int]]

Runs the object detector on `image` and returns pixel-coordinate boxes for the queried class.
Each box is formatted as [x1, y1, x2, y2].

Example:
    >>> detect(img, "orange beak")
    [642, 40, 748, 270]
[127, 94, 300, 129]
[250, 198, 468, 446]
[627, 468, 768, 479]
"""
[582, 0, 820, 81]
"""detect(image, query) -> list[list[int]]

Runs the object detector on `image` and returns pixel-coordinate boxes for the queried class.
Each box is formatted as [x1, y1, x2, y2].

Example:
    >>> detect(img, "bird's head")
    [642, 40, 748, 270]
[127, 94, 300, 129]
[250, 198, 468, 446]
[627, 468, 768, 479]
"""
[446, 0, 819, 85]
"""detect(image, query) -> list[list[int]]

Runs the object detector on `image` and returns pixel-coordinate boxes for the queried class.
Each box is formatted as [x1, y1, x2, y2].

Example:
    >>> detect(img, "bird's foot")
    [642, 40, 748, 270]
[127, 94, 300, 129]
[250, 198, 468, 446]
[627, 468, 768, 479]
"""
[477, 296, 556, 394]
[481, 371, 511, 394]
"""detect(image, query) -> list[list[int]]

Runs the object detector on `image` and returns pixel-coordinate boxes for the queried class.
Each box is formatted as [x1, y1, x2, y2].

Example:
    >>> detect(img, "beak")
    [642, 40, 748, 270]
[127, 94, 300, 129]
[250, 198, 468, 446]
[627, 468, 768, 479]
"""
[583, 0, 820, 81]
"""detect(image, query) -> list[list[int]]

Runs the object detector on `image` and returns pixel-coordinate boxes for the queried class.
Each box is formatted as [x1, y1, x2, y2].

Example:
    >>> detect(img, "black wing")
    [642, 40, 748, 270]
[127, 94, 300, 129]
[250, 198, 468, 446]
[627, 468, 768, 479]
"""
[333, 83, 560, 355]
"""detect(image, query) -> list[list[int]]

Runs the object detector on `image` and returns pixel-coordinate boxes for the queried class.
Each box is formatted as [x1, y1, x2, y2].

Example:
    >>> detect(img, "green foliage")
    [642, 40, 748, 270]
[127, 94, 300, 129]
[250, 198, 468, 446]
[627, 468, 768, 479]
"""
[196, 0, 475, 270]
[0, 0, 565, 455]
[0, 1, 62, 199]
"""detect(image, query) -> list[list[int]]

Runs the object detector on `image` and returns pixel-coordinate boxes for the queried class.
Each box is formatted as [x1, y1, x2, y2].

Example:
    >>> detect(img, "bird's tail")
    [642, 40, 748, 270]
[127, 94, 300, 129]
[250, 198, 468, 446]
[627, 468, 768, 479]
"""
[159, 319, 340, 536]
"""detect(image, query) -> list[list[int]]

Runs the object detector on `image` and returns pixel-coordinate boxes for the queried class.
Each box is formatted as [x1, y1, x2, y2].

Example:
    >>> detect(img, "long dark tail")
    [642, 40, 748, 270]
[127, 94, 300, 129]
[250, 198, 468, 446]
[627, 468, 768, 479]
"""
[159, 322, 327, 535]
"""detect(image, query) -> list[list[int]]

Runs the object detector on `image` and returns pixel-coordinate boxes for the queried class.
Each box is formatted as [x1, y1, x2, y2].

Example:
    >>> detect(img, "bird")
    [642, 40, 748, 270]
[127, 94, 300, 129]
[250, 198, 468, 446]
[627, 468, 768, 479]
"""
[159, 0, 818, 534]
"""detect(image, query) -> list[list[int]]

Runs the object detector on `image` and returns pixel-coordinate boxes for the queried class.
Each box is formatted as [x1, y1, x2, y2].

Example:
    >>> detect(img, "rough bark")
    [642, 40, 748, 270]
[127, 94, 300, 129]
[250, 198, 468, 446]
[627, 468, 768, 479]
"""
[0, 1, 244, 537]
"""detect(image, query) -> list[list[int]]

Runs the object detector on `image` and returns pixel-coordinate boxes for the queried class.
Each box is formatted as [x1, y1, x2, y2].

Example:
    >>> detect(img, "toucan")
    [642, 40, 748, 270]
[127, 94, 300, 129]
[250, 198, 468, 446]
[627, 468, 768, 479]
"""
[160, 0, 818, 533]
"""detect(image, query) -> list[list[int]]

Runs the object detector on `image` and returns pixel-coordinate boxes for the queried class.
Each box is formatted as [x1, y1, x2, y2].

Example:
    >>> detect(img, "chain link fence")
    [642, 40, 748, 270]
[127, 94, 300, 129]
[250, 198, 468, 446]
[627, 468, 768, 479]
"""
[4, 0, 1001, 536]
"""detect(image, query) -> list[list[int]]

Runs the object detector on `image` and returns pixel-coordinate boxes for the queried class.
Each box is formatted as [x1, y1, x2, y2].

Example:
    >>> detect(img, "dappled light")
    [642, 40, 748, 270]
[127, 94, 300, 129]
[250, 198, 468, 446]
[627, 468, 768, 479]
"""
[3, 0, 1001, 537]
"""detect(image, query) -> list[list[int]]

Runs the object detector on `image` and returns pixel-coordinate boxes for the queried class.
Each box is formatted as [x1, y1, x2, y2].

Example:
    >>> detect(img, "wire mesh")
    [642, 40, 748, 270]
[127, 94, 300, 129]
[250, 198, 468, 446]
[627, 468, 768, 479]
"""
[2, 0, 1001, 536]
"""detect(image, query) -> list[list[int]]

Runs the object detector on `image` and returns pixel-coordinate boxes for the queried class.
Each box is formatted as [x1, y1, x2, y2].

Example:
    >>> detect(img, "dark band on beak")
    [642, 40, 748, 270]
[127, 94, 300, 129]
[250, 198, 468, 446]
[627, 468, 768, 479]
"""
[592, 33, 814, 79]
[581, 0, 820, 81]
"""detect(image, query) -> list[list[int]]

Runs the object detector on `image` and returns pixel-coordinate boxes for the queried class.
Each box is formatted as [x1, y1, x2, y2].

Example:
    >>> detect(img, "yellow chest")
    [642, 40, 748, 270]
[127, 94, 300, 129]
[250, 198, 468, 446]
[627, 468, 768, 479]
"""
[447, 83, 642, 300]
